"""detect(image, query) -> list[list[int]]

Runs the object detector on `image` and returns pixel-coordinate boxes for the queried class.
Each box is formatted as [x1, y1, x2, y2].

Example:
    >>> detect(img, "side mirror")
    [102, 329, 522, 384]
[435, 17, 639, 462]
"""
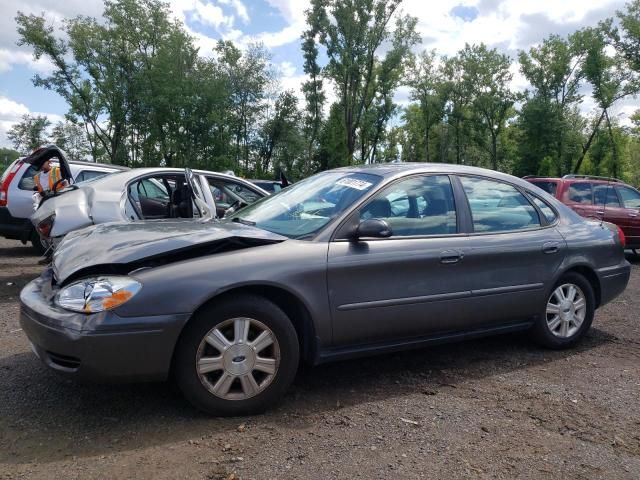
[355, 218, 392, 239]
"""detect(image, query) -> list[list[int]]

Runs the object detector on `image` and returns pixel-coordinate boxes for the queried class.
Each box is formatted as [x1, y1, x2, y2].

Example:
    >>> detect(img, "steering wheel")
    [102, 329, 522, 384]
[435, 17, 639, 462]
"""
[224, 199, 247, 217]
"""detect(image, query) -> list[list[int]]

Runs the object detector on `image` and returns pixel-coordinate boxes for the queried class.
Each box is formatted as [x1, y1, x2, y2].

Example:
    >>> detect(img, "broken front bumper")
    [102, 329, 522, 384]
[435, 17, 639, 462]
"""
[19, 271, 190, 382]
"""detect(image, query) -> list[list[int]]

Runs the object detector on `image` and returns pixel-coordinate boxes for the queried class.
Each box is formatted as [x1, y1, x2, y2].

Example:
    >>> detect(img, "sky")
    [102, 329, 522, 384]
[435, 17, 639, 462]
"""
[0, 0, 637, 148]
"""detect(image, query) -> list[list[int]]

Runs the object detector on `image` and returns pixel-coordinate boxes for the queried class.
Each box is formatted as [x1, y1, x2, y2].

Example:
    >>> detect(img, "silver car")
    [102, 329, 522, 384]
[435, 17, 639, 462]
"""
[20, 163, 630, 416]
[31, 167, 268, 250]
[0, 145, 127, 253]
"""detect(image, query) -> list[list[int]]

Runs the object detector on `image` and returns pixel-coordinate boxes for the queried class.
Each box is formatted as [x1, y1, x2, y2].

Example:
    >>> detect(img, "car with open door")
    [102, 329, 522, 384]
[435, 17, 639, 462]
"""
[30, 167, 267, 252]
[525, 174, 640, 254]
[20, 163, 630, 416]
[0, 145, 128, 253]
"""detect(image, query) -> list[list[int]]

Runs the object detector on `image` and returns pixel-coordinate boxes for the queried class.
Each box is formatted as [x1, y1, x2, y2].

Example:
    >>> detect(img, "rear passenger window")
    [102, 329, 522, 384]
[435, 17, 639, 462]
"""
[617, 186, 640, 209]
[593, 185, 621, 207]
[567, 183, 592, 204]
[460, 177, 541, 233]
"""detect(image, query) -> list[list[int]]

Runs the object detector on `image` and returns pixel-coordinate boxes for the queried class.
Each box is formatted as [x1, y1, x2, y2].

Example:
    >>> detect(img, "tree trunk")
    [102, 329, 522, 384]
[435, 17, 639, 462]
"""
[491, 131, 498, 171]
[604, 109, 619, 178]
[425, 125, 430, 163]
[573, 109, 606, 174]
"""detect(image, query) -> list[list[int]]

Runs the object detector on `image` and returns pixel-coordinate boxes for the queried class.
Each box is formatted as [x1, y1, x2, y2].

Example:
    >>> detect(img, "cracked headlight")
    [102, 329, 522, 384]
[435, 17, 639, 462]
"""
[56, 276, 142, 313]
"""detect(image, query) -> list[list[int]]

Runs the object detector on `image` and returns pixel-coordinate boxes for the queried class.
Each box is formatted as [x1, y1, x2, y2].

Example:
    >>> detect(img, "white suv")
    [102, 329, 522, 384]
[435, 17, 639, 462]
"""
[0, 145, 127, 254]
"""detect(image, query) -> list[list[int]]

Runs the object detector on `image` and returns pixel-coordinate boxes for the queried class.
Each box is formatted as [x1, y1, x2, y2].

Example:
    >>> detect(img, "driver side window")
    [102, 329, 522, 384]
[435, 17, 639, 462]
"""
[359, 175, 457, 237]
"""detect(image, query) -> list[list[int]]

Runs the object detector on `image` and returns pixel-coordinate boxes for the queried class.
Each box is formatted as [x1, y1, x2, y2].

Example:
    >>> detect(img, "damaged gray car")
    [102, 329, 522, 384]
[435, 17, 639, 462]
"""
[20, 163, 630, 415]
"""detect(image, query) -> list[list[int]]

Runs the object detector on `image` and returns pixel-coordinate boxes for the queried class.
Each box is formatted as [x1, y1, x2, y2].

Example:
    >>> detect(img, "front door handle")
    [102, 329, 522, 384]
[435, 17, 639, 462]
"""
[629, 212, 638, 218]
[542, 242, 559, 254]
[440, 250, 463, 264]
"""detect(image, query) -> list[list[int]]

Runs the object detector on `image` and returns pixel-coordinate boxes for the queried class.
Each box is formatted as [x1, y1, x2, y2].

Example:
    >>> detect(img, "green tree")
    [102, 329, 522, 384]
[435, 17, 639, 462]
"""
[572, 26, 639, 172]
[258, 91, 304, 177]
[300, 1, 326, 174]
[517, 34, 584, 175]
[217, 41, 274, 173]
[459, 43, 518, 170]
[317, 103, 349, 170]
[7, 114, 51, 154]
[0, 148, 21, 176]
[304, 0, 418, 163]
[50, 121, 92, 160]
[407, 50, 446, 162]
[441, 54, 473, 165]
[606, 0, 640, 73]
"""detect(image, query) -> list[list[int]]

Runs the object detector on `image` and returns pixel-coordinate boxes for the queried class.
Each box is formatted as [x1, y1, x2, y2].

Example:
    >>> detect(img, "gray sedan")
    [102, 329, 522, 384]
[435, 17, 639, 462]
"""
[20, 163, 630, 415]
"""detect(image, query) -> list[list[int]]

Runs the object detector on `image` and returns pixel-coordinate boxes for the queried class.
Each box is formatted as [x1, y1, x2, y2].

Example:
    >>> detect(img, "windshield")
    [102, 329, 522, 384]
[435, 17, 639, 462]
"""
[227, 171, 382, 238]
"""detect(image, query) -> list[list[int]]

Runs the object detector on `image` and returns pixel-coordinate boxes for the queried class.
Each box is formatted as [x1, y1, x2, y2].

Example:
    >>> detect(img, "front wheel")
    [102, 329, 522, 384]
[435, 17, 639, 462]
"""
[173, 294, 299, 416]
[532, 272, 595, 349]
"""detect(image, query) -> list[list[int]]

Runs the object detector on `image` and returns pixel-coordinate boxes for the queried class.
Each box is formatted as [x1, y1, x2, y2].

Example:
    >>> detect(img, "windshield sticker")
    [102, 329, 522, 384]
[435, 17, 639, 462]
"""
[335, 178, 373, 191]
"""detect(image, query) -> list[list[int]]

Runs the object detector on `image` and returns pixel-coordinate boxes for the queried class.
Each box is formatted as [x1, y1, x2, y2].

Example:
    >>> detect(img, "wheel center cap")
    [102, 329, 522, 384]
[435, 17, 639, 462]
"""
[560, 301, 573, 319]
[223, 345, 255, 376]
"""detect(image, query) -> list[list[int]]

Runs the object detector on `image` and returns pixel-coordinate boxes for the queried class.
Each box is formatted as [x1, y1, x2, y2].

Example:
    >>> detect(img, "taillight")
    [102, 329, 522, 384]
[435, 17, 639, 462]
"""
[37, 215, 55, 238]
[0, 160, 23, 207]
[617, 225, 626, 249]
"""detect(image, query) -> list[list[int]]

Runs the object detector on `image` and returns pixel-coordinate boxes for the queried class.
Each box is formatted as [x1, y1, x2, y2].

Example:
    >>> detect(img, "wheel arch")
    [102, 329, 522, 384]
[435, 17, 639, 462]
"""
[171, 283, 319, 372]
[558, 264, 601, 308]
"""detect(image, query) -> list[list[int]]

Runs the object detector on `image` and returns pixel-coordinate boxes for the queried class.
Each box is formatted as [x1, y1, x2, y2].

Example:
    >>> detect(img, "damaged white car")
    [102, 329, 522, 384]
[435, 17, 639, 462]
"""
[31, 167, 268, 252]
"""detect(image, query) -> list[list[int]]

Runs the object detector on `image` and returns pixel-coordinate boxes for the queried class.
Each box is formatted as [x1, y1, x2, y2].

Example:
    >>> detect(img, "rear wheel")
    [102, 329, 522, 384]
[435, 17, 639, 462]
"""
[173, 294, 299, 416]
[532, 272, 595, 349]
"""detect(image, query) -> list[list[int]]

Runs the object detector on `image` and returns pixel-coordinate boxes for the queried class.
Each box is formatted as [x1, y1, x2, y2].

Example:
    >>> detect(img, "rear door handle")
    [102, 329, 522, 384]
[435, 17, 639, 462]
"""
[440, 250, 463, 264]
[629, 212, 638, 218]
[542, 242, 559, 254]
[595, 210, 604, 215]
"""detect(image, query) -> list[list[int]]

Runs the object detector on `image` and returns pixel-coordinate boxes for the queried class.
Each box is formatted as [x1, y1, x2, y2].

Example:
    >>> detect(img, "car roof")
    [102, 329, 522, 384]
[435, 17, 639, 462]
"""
[525, 175, 629, 186]
[68, 160, 129, 171]
[78, 167, 267, 194]
[335, 162, 540, 189]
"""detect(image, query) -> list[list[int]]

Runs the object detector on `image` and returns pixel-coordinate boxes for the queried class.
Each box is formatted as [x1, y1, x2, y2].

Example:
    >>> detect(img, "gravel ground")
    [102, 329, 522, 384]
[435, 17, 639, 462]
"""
[0, 237, 639, 479]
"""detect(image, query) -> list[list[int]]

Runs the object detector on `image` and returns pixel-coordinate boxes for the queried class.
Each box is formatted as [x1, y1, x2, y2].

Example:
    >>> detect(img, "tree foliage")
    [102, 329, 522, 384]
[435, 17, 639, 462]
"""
[7, 114, 51, 154]
[11, 0, 640, 183]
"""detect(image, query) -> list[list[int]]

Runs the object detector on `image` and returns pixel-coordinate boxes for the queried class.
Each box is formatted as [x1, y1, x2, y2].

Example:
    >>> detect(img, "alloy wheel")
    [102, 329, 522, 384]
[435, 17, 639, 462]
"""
[546, 283, 587, 338]
[195, 317, 280, 400]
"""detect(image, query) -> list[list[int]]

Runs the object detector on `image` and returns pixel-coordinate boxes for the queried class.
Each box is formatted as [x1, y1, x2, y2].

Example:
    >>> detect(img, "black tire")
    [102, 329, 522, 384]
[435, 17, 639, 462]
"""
[532, 272, 595, 349]
[30, 229, 48, 256]
[173, 294, 299, 416]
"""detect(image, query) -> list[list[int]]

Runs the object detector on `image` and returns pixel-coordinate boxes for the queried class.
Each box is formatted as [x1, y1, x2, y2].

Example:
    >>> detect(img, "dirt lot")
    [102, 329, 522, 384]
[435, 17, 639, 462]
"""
[0, 237, 639, 479]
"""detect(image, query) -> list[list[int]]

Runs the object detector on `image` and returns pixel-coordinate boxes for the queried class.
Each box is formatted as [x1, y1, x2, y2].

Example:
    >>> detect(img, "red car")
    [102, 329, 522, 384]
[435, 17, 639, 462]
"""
[525, 175, 640, 252]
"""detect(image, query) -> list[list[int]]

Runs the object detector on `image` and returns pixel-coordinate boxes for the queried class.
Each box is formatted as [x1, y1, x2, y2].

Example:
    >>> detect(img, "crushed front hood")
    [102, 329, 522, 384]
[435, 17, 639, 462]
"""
[53, 220, 287, 283]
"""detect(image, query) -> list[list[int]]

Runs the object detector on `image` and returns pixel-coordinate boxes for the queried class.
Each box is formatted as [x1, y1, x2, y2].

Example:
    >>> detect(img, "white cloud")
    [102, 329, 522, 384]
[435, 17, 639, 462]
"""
[0, 48, 55, 74]
[192, 0, 234, 28]
[0, 96, 30, 119]
[0, 95, 64, 147]
[220, 0, 249, 23]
